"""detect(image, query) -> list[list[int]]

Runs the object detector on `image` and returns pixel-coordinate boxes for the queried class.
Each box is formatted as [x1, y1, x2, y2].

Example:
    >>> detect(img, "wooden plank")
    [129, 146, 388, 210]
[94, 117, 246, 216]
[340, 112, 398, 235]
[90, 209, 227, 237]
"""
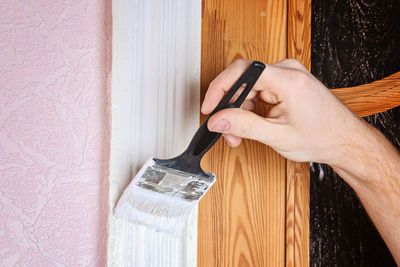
[285, 161, 310, 267]
[198, 0, 287, 266]
[286, 0, 311, 266]
[287, 0, 311, 68]
[331, 71, 400, 117]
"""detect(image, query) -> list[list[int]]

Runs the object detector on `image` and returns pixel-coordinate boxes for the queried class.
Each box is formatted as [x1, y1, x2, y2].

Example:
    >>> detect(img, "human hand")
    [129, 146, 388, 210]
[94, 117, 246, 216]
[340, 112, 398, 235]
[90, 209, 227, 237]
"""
[201, 58, 367, 166]
[202, 59, 400, 262]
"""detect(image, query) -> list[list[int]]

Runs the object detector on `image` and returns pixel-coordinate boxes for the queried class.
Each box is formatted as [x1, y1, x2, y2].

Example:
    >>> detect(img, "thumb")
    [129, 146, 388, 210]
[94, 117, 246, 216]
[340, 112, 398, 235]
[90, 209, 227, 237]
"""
[207, 108, 280, 145]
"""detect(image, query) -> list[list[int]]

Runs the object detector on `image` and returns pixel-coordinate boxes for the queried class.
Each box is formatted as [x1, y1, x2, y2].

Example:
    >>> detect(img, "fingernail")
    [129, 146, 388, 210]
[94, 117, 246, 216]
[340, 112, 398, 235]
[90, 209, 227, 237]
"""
[211, 119, 231, 132]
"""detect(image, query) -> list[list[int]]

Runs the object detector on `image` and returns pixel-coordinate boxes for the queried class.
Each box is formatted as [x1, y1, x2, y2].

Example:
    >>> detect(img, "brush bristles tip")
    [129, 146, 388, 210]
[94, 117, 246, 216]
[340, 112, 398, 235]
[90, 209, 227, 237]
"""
[114, 186, 194, 236]
[114, 158, 215, 236]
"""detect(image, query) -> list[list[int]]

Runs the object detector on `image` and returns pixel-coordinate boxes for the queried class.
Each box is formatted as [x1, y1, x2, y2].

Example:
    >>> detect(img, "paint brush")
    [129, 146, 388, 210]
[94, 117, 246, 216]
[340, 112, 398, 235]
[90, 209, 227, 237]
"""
[114, 61, 266, 235]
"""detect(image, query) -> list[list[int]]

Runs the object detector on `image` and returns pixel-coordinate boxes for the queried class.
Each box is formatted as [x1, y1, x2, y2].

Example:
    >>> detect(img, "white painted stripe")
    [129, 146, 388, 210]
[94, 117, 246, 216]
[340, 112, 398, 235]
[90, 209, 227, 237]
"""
[108, 0, 201, 266]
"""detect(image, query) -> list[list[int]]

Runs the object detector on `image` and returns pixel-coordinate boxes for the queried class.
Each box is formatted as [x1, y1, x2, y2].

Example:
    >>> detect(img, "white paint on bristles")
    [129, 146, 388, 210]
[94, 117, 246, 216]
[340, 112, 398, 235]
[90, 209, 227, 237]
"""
[108, 0, 201, 266]
[115, 159, 196, 236]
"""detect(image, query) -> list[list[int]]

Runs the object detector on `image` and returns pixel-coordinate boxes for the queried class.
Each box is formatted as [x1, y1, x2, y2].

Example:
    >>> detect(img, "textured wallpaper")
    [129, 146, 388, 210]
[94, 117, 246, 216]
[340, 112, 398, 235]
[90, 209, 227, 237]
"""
[0, 1, 111, 266]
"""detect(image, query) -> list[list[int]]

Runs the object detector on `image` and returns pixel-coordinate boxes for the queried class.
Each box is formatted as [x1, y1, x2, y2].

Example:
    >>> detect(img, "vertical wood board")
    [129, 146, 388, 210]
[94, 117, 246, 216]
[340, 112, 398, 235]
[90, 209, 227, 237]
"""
[286, 0, 311, 266]
[198, 0, 287, 266]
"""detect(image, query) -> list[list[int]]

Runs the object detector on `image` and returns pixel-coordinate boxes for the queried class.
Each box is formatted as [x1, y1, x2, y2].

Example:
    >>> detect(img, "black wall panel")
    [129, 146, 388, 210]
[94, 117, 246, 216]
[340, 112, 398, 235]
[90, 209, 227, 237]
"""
[311, 0, 400, 266]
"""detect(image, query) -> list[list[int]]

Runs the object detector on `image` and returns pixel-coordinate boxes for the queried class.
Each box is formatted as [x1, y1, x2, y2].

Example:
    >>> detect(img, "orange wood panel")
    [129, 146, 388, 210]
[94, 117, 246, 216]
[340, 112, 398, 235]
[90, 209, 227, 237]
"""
[331, 71, 400, 117]
[285, 161, 310, 267]
[286, 0, 311, 266]
[198, 0, 287, 266]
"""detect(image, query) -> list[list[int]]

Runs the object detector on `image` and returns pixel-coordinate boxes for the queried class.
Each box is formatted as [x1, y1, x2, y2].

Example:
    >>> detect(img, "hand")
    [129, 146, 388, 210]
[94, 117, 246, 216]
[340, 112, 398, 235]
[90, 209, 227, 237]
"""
[202, 59, 400, 264]
[201, 58, 365, 166]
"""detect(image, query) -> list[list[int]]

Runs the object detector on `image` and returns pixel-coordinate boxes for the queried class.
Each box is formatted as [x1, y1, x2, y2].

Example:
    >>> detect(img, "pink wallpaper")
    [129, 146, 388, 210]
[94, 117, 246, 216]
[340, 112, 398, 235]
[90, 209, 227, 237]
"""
[0, 1, 111, 266]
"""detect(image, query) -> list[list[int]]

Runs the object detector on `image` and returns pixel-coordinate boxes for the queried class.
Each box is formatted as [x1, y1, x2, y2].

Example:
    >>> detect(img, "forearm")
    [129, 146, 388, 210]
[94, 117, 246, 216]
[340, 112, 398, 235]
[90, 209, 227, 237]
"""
[331, 118, 400, 265]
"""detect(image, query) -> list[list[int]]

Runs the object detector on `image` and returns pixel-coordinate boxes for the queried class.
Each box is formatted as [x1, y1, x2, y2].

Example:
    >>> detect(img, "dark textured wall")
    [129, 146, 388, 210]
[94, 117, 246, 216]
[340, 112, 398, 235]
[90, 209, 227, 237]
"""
[311, 0, 400, 266]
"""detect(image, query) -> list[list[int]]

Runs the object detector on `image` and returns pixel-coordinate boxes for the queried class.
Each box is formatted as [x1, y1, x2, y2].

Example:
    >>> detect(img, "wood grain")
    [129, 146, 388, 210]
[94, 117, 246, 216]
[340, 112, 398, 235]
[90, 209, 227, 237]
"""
[198, 0, 400, 265]
[285, 161, 310, 267]
[286, 0, 311, 266]
[198, 0, 287, 266]
[331, 71, 400, 117]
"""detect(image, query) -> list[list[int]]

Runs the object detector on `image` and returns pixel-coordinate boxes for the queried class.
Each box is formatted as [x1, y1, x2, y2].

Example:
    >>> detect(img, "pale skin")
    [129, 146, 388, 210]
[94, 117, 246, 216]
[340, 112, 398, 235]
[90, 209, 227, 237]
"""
[201, 59, 400, 264]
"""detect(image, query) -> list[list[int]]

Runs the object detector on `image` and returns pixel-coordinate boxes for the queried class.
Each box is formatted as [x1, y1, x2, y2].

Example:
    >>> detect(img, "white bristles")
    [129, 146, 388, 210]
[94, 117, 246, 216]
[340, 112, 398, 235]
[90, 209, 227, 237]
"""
[114, 185, 194, 236]
[114, 158, 198, 236]
[114, 158, 215, 237]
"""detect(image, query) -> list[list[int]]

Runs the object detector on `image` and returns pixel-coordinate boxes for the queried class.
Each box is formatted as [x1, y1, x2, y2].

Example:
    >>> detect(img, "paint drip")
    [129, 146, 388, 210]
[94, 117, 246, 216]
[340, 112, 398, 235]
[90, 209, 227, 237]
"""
[310, 162, 325, 181]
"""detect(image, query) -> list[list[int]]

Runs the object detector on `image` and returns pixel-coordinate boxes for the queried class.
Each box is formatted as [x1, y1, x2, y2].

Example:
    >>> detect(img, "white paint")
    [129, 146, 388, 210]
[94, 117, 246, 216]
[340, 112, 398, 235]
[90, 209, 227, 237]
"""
[115, 159, 197, 236]
[108, 0, 201, 266]
[310, 162, 325, 181]
[318, 163, 325, 181]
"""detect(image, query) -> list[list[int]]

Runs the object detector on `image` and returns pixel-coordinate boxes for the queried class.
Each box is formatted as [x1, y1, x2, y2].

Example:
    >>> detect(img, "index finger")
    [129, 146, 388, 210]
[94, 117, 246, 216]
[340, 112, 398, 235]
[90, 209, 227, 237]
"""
[201, 59, 299, 114]
[201, 59, 253, 114]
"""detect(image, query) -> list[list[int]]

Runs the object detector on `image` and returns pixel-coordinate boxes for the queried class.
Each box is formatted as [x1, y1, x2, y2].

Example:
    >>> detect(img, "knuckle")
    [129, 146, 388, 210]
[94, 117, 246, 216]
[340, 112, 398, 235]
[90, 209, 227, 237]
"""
[285, 58, 302, 68]
[234, 58, 245, 64]
[239, 124, 252, 138]
[233, 58, 250, 67]
[237, 111, 252, 138]
[208, 79, 217, 88]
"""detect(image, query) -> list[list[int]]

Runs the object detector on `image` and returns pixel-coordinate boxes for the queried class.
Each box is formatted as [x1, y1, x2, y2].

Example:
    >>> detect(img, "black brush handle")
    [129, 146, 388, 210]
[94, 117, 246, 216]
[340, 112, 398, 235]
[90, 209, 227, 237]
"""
[186, 61, 265, 157]
[155, 61, 265, 176]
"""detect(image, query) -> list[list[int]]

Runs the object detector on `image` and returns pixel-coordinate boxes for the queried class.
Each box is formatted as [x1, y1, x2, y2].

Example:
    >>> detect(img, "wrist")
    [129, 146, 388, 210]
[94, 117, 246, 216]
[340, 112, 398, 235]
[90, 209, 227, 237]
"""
[329, 118, 400, 192]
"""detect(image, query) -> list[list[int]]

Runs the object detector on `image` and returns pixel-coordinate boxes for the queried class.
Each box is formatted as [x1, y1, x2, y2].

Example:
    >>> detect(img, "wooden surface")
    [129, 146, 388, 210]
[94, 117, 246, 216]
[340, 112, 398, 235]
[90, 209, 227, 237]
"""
[310, 0, 400, 265]
[286, 0, 311, 266]
[199, 0, 400, 266]
[332, 71, 400, 117]
[198, 0, 287, 266]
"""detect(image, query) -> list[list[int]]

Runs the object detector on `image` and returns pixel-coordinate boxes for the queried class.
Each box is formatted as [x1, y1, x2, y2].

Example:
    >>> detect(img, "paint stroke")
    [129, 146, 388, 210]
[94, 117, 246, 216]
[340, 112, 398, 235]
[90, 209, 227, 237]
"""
[108, 0, 201, 266]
